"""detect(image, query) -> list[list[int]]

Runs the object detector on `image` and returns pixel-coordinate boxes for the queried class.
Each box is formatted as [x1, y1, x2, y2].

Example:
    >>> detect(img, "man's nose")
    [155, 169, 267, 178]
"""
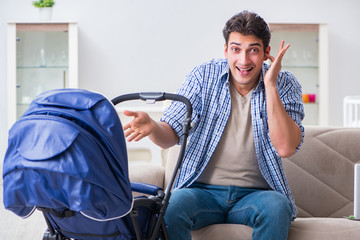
[239, 52, 251, 65]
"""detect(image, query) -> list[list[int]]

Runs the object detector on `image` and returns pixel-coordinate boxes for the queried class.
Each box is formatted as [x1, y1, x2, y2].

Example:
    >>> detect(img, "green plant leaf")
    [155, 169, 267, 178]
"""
[32, 0, 55, 8]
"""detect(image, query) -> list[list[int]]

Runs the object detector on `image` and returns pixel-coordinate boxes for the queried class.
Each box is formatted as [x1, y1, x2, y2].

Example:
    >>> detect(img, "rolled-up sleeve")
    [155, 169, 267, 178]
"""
[278, 71, 305, 151]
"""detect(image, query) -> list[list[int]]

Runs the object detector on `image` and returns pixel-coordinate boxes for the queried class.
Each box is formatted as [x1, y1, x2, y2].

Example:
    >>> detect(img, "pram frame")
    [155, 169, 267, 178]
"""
[40, 92, 192, 240]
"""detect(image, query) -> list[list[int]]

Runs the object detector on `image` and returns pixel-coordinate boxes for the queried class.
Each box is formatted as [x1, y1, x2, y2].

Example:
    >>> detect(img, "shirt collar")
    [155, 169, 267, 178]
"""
[221, 60, 230, 85]
[253, 62, 268, 93]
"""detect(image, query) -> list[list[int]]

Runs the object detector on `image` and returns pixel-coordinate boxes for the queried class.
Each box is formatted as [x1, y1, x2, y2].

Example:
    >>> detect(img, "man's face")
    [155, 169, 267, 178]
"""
[224, 32, 270, 94]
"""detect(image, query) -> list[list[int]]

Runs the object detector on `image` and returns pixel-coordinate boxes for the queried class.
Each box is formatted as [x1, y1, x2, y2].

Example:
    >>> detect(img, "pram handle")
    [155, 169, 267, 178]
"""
[111, 92, 192, 120]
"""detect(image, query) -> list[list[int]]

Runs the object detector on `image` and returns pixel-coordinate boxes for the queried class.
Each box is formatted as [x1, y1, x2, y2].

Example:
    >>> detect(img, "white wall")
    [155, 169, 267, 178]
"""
[1, 0, 360, 160]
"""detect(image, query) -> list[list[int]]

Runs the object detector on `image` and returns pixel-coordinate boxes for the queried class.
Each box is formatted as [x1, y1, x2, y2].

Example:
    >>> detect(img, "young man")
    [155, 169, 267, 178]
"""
[123, 10, 304, 240]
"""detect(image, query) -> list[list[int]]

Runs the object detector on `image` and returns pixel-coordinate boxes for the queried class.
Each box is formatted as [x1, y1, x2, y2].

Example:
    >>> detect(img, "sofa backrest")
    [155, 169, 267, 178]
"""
[283, 126, 360, 217]
[165, 126, 360, 218]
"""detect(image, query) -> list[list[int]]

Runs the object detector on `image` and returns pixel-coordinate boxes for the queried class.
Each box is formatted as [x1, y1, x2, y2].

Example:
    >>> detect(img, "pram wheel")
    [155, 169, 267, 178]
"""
[42, 229, 66, 240]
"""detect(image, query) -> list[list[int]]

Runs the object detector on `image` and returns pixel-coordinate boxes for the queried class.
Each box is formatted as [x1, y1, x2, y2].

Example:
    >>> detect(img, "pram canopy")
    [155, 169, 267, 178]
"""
[3, 89, 133, 221]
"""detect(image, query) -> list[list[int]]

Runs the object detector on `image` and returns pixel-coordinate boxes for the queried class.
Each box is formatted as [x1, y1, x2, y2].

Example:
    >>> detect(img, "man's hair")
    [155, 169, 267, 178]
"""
[222, 10, 271, 51]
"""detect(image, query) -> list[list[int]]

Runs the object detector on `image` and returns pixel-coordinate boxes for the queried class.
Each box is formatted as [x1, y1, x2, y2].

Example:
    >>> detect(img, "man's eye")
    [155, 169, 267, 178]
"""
[250, 48, 259, 53]
[231, 48, 239, 52]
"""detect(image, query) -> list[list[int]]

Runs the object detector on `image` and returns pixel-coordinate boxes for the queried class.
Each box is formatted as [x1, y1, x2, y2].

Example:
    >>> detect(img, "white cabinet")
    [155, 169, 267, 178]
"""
[7, 22, 78, 129]
[269, 24, 328, 125]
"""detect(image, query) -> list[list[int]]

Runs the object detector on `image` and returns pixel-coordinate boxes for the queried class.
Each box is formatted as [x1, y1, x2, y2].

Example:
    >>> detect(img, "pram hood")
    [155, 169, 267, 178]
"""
[3, 89, 133, 221]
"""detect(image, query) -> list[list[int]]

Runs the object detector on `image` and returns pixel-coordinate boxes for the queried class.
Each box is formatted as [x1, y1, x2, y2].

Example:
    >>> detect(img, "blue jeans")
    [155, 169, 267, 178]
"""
[164, 183, 292, 240]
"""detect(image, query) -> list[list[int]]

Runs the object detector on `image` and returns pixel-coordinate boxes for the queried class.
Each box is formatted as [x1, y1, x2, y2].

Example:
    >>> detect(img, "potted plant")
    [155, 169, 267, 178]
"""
[32, 0, 55, 21]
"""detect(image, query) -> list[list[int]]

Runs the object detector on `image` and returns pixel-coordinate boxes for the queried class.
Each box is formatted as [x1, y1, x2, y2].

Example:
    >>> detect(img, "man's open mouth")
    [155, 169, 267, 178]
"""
[236, 66, 253, 73]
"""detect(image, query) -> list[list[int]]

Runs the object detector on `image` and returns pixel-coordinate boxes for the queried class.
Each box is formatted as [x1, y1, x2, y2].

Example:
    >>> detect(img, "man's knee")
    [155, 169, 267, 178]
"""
[165, 188, 198, 224]
[258, 191, 292, 221]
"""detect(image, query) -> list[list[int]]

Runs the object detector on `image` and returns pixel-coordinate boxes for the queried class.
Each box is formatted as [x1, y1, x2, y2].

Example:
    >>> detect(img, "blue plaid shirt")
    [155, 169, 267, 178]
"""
[161, 58, 305, 219]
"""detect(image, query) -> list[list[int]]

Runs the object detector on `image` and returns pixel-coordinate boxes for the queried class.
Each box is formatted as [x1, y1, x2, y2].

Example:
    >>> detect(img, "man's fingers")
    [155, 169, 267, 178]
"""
[281, 43, 290, 55]
[267, 55, 275, 62]
[284, 43, 290, 51]
[270, 42, 290, 65]
[123, 110, 139, 134]
[123, 110, 138, 117]
[124, 126, 132, 137]
[126, 133, 136, 142]
[134, 133, 145, 142]
[123, 122, 131, 131]
[127, 131, 144, 142]
[279, 40, 284, 50]
[278, 42, 290, 58]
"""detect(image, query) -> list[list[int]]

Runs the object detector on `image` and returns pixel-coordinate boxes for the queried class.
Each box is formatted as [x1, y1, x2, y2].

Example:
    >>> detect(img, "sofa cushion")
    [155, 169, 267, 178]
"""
[191, 218, 360, 240]
[288, 217, 360, 240]
[192, 223, 252, 240]
[129, 164, 165, 196]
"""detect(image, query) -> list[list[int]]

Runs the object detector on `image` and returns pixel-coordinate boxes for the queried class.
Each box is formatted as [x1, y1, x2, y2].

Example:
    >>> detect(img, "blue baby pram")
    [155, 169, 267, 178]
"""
[3, 89, 192, 240]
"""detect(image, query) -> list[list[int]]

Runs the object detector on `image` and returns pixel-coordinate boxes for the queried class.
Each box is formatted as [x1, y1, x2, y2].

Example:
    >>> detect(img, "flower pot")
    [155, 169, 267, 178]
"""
[39, 7, 52, 21]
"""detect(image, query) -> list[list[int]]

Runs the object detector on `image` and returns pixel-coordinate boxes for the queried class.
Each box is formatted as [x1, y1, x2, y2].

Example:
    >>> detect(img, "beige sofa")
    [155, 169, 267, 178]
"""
[129, 126, 360, 239]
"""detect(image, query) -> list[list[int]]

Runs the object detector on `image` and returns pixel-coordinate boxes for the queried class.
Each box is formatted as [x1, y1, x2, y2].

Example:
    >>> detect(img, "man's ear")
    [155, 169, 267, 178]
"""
[224, 43, 228, 58]
[264, 46, 271, 61]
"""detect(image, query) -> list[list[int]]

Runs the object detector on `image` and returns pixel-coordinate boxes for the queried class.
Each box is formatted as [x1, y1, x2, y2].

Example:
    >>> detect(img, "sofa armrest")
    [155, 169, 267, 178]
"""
[129, 164, 165, 192]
